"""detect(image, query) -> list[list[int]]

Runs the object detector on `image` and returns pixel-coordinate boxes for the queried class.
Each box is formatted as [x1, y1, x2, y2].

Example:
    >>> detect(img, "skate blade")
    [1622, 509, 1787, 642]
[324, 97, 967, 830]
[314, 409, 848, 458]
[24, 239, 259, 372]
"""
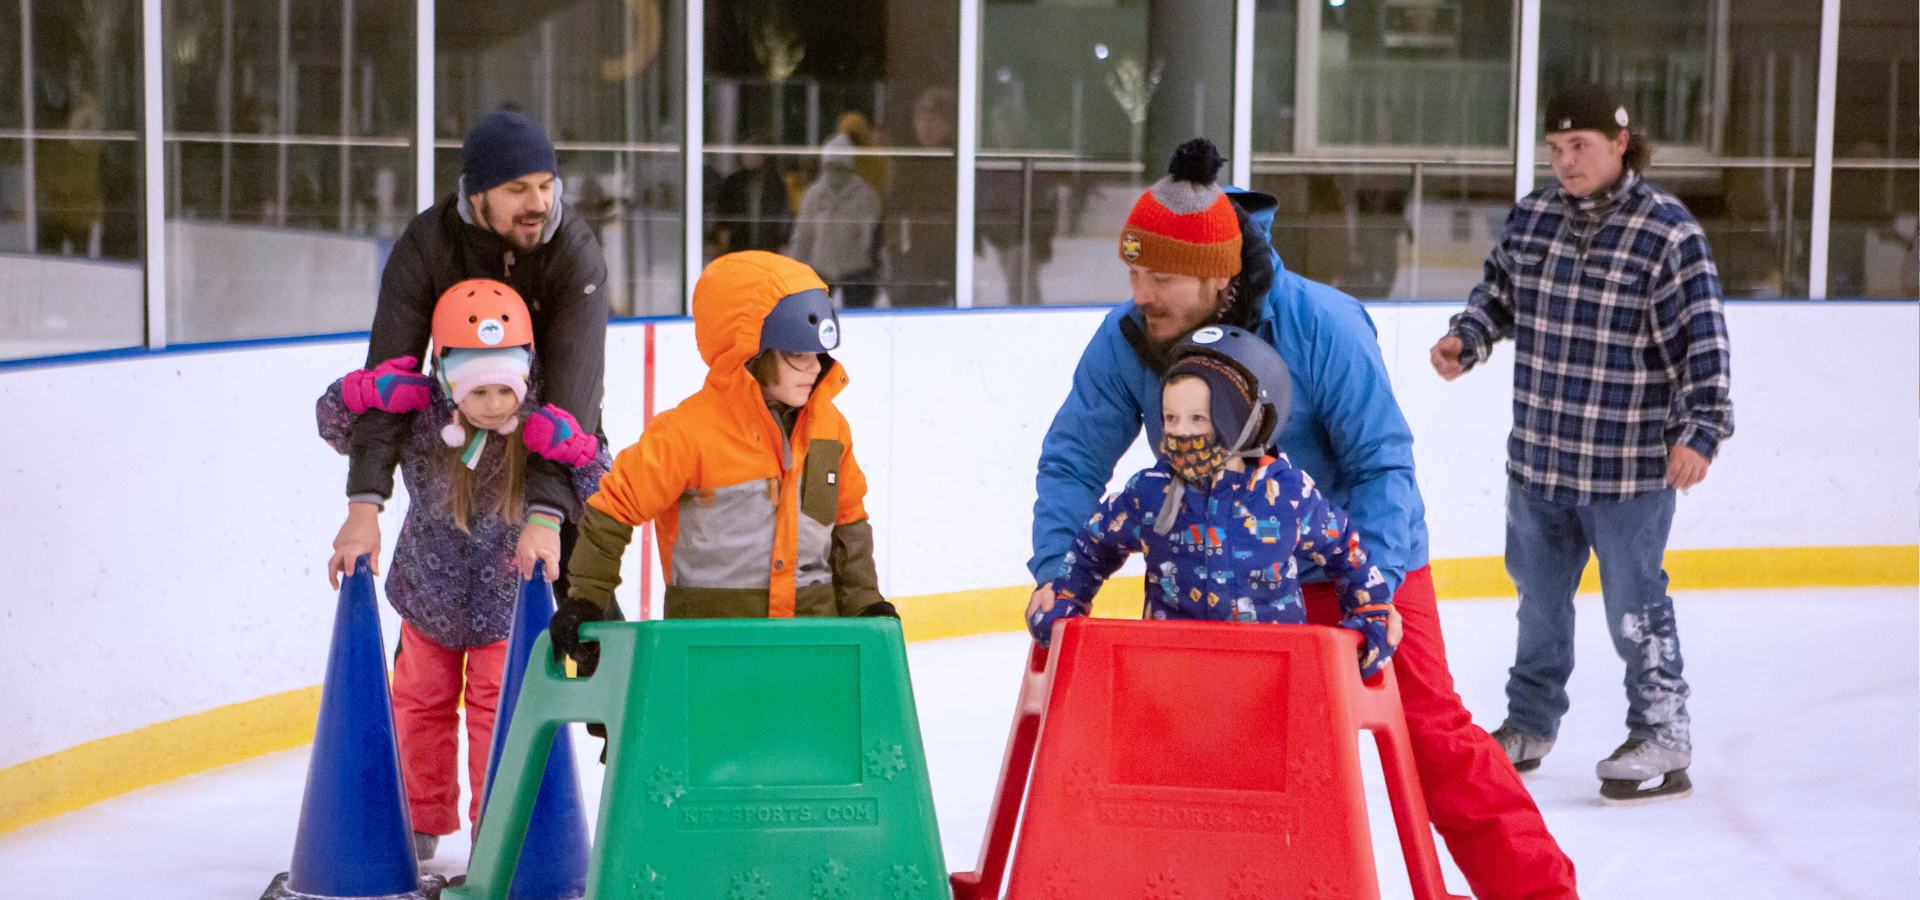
[1599, 768, 1692, 806]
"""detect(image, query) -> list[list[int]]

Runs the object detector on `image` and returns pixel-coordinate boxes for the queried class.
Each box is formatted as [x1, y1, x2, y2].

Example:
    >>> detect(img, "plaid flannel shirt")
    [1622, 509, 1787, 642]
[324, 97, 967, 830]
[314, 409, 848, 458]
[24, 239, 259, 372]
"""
[1450, 169, 1733, 503]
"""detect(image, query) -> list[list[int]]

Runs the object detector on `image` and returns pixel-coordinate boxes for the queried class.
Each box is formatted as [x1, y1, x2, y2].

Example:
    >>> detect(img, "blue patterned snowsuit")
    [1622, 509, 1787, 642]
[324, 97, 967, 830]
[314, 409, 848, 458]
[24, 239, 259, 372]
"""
[1033, 455, 1393, 673]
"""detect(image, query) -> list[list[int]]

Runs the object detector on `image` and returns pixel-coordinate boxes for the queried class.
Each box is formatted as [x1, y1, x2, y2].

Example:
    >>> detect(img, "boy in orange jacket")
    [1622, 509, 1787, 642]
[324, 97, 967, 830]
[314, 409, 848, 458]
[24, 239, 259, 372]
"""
[550, 251, 894, 673]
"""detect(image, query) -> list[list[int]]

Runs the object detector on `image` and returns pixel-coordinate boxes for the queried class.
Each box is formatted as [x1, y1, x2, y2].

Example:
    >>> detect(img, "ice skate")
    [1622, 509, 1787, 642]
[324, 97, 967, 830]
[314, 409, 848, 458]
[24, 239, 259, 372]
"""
[412, 831, 438, 861]
[1596, 738, 1692, 804]
[1490, 724, 1554, 773]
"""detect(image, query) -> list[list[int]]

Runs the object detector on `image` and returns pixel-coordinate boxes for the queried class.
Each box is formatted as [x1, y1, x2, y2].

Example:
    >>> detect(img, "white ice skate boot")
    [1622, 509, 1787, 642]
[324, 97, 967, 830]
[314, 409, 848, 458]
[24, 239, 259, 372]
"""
[1490, 724, 1554, 773]
[1596, 738, 1692, 804]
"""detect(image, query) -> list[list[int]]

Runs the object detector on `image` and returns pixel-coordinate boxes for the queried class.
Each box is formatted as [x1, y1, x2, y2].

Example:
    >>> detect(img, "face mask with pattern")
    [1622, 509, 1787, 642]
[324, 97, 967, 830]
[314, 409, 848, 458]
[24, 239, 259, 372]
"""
[1160, 432, 1230, 484]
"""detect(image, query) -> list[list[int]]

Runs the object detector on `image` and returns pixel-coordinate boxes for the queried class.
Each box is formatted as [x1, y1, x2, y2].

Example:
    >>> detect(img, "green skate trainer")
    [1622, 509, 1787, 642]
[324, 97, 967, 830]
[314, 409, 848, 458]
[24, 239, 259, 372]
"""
[444, 618, 949, 900]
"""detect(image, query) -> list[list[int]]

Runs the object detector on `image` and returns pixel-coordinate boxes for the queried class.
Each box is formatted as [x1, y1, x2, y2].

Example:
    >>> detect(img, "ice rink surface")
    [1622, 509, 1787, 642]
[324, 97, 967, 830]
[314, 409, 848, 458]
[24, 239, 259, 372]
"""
[2, 586, 1914, 899]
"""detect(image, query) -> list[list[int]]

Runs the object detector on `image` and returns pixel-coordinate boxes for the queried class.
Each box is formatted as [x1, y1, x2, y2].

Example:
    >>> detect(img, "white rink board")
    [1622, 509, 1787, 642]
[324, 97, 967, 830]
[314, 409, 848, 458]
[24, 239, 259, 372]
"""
[0, 301, 1914, 769]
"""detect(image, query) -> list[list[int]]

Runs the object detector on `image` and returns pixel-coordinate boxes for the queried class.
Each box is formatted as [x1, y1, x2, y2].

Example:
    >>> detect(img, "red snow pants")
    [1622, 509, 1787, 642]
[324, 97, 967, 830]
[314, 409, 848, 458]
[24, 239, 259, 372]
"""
[391, 622, 507, 838]
[1305, 565, 1579, 900]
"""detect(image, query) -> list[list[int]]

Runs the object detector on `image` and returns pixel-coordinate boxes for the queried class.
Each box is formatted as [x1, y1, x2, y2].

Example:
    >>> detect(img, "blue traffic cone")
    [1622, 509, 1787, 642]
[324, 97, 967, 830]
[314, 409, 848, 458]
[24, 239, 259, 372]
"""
[477, 562, 589, 900]
[263, 556, 445, 899]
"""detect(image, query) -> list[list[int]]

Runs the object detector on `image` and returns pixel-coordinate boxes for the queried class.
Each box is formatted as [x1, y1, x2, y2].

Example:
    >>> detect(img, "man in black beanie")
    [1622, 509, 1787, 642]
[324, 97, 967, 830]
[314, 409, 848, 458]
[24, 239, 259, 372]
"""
[1432, 83, 1733, 805]
[332, 109, 611, 613]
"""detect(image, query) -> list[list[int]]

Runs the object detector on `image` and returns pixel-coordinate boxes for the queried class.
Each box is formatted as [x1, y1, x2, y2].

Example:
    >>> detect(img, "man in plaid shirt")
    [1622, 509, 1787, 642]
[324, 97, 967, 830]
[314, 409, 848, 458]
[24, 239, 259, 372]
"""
[1432, 84, 1733, 805]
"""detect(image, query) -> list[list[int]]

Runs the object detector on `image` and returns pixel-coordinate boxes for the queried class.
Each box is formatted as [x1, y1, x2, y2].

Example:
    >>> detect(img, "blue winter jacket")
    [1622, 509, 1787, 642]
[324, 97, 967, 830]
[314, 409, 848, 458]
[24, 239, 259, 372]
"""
[1029, 192, 1430, 595]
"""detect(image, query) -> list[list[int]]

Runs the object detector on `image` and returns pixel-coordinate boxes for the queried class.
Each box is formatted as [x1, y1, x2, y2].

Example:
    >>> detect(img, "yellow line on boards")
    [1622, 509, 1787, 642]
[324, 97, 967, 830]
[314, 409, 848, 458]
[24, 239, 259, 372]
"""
[3, 543, 1911, 836]
[0, 687, 321, 837]
[1431, 544, 1920, 600]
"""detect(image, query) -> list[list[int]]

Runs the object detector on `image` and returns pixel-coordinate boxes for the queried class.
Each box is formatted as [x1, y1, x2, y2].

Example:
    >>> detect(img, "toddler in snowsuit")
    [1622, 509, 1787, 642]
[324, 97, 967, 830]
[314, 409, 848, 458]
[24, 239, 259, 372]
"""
[1029, 325, 1396, 677]
[549, 251, 895, 674]
[317, 279, 609, 859]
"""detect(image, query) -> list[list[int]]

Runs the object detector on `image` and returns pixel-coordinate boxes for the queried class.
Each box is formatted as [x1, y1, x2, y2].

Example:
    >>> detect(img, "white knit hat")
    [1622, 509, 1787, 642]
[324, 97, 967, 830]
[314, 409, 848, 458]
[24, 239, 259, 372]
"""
[437, 346, 530, 404]
[435, 346, 530, 449]
[821, 133, 856, 170]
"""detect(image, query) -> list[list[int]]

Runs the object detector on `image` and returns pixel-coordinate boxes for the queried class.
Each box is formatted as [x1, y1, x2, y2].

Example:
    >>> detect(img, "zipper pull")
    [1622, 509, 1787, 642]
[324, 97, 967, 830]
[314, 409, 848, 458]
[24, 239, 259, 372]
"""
[504, 250, 515, 278]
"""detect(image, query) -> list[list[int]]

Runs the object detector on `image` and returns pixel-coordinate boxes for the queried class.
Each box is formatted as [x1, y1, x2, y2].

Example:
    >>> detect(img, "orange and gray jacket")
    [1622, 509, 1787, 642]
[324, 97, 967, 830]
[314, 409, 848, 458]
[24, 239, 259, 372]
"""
[566, 252, 886, 619]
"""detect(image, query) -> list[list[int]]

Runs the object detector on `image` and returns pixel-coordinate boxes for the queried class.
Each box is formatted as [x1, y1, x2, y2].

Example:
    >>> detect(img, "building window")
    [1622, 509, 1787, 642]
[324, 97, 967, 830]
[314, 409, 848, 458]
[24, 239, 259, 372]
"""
[162, 0, 416, 343]
[1540, 0, 1821, 298]
[1828, 0, 1916, 299]
[437, 0, 686, 318]
[1, 0, 144, 360]
[705, 0, 958, 309]
[1251, 0, 1514, 300]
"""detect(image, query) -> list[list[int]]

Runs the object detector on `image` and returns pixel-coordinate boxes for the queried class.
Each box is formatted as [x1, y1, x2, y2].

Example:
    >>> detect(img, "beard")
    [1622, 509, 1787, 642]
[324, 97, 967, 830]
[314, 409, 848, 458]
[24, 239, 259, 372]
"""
[479, 195, 547, 251]
[1135, 283, 1237, 371]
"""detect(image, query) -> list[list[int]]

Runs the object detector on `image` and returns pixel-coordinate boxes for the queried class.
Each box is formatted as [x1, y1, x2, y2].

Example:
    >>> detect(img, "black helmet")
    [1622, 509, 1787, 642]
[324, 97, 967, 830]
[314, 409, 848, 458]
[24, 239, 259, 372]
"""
[759, 287, 840, 354]
[1165, 324, 1292, 454]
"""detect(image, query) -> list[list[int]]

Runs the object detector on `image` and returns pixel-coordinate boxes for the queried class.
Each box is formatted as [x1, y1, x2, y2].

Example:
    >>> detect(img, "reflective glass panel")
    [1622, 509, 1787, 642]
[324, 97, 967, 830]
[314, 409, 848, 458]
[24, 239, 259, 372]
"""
[1313, 0, 1512, 148]
[1250, 165, 1414, 298]
[439, 0, 686, 317]
[1250, 0, 1297, 154]
[1539, 0, 1821, 296]
[706, 0, 958, 308]
[1, 0, 145, 360]
[976, 0, 1239, 307]
[164, 0, 414, 342]
[1829, 0, 1916, 299]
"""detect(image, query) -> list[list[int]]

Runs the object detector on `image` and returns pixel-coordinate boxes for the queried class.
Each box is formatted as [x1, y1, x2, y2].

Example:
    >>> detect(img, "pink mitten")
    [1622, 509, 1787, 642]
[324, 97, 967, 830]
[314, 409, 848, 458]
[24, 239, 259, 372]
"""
[523, 404, 598, 466]
[342, 356, 433, 414]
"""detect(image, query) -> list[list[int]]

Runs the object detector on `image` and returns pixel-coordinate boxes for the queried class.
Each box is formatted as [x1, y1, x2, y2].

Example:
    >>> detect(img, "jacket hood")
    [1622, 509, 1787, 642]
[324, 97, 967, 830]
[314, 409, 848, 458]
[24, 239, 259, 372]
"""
[1223, 188, 1278, 330]
[692, 251, 841, 397]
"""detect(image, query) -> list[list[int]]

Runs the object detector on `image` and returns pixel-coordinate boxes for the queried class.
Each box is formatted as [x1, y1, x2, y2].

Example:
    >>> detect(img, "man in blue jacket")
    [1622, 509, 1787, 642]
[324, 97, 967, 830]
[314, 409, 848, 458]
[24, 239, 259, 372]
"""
[1028, 140, 1578, 900]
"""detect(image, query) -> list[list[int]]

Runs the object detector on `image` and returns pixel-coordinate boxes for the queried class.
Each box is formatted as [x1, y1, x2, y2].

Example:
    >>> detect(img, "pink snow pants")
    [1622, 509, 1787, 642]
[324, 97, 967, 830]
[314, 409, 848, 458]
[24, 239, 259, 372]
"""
[1305, 566, 1580, 900]
[391, 622, 507, 838]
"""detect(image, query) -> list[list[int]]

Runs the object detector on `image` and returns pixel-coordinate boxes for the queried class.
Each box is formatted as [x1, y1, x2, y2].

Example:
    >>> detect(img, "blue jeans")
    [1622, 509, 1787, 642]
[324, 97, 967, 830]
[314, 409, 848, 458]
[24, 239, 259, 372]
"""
[1503, 479, 1691, 750]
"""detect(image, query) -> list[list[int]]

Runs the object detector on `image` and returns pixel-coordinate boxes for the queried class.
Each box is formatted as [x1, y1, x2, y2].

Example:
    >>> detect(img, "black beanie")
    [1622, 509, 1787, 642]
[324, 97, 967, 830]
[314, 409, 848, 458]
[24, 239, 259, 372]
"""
[1544, 83, 1630, 137]
[462, 111, 558, 195]
[1165, 355, 1257, 450]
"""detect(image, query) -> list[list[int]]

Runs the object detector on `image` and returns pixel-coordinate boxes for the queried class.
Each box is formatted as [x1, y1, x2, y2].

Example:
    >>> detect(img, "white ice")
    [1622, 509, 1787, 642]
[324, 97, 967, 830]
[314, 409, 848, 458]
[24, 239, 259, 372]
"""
[2, 587, 1914, 898]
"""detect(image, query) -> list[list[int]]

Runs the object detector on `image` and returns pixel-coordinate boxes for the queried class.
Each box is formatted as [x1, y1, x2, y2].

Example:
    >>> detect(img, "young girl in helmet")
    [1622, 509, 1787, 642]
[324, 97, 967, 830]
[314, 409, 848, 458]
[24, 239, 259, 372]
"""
[1026, 325, 1397, 677]
[316, 278, 609, 861]
[547, 250, 895, 675]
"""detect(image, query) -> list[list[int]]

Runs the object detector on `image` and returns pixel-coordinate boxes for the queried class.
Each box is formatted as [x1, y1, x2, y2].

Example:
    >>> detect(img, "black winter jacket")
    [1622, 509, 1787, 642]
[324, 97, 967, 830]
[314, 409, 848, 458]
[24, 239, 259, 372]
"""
[347, 189, 610, 520]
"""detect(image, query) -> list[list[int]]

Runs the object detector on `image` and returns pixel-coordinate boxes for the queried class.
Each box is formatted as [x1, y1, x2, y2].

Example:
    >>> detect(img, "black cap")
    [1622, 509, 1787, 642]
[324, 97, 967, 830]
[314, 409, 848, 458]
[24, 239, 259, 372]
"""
[1544, 83, 1631, 136]
[462, 111, 558, 195]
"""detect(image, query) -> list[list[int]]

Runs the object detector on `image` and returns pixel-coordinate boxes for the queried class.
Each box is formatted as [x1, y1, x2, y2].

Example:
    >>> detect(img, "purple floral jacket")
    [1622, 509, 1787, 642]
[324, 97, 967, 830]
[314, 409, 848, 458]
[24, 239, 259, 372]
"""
[318, 379, 611, 649]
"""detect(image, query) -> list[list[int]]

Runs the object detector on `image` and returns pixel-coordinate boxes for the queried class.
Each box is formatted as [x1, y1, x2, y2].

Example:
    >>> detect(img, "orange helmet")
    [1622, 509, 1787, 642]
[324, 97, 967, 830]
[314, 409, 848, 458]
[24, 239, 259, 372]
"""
[431, 279, 534, 357]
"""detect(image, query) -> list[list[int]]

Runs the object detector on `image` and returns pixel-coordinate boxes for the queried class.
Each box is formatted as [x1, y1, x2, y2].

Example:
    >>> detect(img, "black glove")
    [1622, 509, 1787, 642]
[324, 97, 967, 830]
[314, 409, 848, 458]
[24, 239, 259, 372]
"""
[586, 721, 609, 764]
[549, 598, 607, 677]
[859, 600, 900, 619]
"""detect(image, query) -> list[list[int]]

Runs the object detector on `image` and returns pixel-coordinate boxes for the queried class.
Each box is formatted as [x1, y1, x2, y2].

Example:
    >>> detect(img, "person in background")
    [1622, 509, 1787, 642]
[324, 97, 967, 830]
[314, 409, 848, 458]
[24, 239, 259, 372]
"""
[885, 88, 959, 308]
[788, 135, 883, 308]
[713, 133, 793, 255]
[1432, 83, 1733, 805]
[976, 97, 1058, 305]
